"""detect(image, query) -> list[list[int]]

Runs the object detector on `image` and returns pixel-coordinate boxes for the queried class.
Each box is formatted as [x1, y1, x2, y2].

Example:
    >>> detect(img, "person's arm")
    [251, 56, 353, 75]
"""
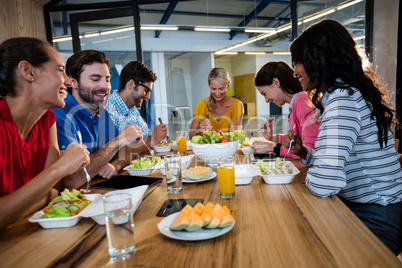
[251, 140, 275, 154]
[0, 142, 89, 230]
[229, 99, 244, 131]
[189, 100, 210, 138]
[62, 124, 143, 189]
[303, 93, 360, 198]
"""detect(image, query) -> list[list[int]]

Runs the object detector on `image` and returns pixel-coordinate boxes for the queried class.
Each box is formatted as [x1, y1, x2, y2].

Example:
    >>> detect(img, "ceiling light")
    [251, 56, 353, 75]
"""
[84, 33, 100, 38]
[273, 52, 291, 55]
[303, 9, 335, 23]
[337, 0, 363, 10]
[215, 51, 238, 55]
[53, 36, 72, 42]
[101, 27, 134, 35]
[245, 28, 275, 33]
[141, 25, 178, 31]
[245, 52, 266, 55]
[276, 25, 291, 33]
[93, 39, 113, 44]
[195, 27, 231, 32]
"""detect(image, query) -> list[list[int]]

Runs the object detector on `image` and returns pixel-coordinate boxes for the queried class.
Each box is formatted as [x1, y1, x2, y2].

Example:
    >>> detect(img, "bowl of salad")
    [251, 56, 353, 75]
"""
[124, 156, 162, 176]
[153, 140, 172, 153]
[256, 158, 300, 184]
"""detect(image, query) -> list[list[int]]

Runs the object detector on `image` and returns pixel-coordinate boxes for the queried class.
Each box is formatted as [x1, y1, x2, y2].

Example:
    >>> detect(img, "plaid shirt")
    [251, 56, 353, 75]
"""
[105, 91, 152, 136]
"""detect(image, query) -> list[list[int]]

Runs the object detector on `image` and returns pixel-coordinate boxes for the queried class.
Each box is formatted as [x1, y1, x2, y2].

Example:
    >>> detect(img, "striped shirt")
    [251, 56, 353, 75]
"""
[301, 87, 402, 205]
[105, 91, 152, 136]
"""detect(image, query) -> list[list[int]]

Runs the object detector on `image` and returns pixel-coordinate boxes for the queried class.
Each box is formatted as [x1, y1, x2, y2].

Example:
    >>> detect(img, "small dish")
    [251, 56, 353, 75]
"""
[155, 155, 195, 175]
[182, 171, 217, 183]
[157, 212, 234, 241]
[153, 145, 171, 153]
[123, 166, 154, 176]
[235, 164, 261, 185]
[260, 161, 300, 184]
[240, 146, 254, 155]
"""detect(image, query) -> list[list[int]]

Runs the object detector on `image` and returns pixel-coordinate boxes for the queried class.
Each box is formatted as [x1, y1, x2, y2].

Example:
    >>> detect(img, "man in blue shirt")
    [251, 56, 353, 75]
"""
[54, 50, 143, 189]
[105, 61, 167, 153]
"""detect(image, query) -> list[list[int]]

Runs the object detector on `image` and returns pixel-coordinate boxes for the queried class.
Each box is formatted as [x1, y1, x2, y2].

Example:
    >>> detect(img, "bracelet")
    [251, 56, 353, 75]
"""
[274, 143, 282, 156]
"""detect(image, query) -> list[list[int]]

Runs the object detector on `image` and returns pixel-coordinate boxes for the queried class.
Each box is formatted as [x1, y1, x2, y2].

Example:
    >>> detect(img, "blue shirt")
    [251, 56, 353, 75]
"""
[53, 93, 119, 154]
[301, 86, 402, 205]
[105, 91, 152, 135]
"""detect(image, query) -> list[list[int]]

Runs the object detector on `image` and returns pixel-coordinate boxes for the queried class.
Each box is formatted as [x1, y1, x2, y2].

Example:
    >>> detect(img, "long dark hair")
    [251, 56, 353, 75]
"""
[290, 19, 394, 148]
[0, 37, 52, 97]
[255, 61, 302, 95]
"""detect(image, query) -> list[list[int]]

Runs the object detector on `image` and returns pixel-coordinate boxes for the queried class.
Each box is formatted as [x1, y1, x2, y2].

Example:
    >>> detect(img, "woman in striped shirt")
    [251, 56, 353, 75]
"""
[286, 19, 402, 255]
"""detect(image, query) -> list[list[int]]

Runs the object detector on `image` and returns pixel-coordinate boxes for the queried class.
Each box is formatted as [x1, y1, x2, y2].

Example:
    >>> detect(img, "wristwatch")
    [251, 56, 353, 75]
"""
[274, 143, 282, 156]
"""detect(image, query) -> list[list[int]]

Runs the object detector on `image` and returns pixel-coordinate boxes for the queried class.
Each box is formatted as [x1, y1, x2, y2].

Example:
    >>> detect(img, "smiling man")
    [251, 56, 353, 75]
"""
[53, 50, 143, 188]
[105, 61, 167, 153]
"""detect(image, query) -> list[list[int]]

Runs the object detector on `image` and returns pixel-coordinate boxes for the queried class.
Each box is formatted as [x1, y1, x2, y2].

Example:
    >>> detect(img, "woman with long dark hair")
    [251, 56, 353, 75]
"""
[286, 19, 402, 255]
[252, 61, 319, 158]
[0, 37, 90, 230]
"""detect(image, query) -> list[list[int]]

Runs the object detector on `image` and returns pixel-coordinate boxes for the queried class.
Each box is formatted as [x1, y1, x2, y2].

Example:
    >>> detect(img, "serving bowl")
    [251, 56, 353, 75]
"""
[240, 146, 254, 155]
[123, 166, 155, 176]
[234, 164, 261, 185]
[260, 161, 300, 184]
[153, 145, 171, 153]
[191, 140, 239, 166]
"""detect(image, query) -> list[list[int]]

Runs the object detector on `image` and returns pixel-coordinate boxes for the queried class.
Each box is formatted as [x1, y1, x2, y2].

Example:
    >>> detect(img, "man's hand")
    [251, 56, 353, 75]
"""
[151, 123, 167, 146]
[98, 163, 119, 179]
[117, 124, 143, 147]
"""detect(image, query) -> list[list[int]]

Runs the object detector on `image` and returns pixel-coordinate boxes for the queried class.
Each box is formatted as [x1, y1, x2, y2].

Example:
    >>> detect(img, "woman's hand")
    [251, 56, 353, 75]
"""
[251, 140, 274, 154]
[60, 142, 90, 175]
[282, 130, 307, 159]
[260, 118, 274, 141]
[199, 119, 211, 129]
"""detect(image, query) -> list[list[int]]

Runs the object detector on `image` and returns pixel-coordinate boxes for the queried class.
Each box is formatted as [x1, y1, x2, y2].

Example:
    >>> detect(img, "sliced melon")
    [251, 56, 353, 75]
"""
[181, 204, 193, 216]
[185, 215, 203, 231]
[210, 204, 222, 216]
[200, 213, 211, 227]
[170, 213, 190, 231]
[218, 214, 234, 228]
[183, 166, 213, 180]
[205, 215, 221, 228]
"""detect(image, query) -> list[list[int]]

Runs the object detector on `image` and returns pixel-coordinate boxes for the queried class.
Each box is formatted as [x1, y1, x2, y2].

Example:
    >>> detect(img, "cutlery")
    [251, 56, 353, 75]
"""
[77, 130, 91, 194]
[206, 112, 209, 119]
[158, 117, 170, 142]
[142, 140, 155, 162]
[283, 124, 296, 161]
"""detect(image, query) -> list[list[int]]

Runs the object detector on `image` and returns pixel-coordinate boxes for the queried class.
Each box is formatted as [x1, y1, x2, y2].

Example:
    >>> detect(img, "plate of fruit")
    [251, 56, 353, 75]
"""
[157, 202, 235, 241]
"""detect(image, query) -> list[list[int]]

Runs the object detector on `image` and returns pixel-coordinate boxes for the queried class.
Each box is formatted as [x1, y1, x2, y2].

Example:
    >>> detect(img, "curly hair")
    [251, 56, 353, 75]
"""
[290, 19, 395, 148]
[0, 37, 52, 97]
[118, 61, 157, 92]
[255, 61, 302, 95]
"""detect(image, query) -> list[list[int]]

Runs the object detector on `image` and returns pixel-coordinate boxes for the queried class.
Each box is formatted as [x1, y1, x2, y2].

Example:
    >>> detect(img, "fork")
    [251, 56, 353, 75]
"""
[283, 124, 296, 161]
[77, 131, 91, 193]
[142, 140, 155, 162]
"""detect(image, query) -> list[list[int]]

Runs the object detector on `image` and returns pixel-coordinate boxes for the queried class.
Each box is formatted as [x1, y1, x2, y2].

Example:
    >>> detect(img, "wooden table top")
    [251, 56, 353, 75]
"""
[0, 151, 400, 268]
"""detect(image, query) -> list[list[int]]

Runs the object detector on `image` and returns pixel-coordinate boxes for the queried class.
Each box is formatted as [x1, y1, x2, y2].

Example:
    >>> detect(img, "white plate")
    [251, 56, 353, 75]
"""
[157, 212, 235, 241]
[182, 172, 217, 183]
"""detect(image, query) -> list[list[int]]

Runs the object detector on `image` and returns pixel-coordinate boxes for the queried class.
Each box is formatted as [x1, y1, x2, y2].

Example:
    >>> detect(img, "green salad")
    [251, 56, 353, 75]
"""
[40, 189, 91, 218]
[129, 156, 162, 169]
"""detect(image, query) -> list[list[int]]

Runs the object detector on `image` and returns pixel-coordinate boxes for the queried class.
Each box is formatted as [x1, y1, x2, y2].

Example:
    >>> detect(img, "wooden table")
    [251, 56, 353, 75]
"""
[0, 152, 400, 267]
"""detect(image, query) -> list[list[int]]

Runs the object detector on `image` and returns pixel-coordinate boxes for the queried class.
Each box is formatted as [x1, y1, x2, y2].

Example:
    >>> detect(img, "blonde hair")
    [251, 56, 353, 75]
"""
[207, 68, 231, 113]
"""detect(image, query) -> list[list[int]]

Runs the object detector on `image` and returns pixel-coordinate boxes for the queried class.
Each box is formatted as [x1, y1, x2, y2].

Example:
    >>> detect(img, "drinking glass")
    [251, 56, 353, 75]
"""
[165, 156, 183, 193]
[103, 193, 135, 260]
[217, 156, 235, 198]
[176, 130, 187, 154]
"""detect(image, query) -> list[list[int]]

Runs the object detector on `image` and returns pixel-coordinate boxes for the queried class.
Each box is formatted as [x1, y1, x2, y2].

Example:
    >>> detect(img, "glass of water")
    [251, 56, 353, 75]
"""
[165, 156, 183, 193]
[103, 192, 135, 260]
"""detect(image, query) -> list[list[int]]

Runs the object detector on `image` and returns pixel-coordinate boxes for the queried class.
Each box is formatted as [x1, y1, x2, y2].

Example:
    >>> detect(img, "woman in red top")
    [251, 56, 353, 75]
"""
[0, 37, 90, 230]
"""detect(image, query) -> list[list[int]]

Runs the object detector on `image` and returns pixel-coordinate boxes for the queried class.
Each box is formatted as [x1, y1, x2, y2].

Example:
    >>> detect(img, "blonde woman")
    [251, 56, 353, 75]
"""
[190, 68, 244, 138]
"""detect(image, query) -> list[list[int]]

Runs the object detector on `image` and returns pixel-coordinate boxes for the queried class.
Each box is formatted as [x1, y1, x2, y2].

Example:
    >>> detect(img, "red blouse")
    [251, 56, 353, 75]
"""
[0, 98, 55, 197]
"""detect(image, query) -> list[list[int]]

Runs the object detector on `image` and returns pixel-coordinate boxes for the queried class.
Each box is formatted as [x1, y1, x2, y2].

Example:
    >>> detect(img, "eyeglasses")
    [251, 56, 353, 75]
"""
[134, 80, 152, 95]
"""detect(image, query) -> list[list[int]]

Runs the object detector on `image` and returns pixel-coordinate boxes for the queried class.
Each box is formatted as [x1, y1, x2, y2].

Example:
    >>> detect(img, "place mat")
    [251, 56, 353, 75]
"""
[157, 199, 204, 217]
[92, 175, 162, 190]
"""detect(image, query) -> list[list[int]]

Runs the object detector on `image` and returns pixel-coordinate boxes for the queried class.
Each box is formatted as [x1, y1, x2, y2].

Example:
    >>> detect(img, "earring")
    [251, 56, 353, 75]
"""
[31, 78, 34, 81]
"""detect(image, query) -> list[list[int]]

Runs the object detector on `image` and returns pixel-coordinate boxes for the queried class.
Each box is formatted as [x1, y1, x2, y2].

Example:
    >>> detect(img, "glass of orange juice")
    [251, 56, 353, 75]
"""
[176, 130, 187, 155]
[217, 156, 235, 198]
